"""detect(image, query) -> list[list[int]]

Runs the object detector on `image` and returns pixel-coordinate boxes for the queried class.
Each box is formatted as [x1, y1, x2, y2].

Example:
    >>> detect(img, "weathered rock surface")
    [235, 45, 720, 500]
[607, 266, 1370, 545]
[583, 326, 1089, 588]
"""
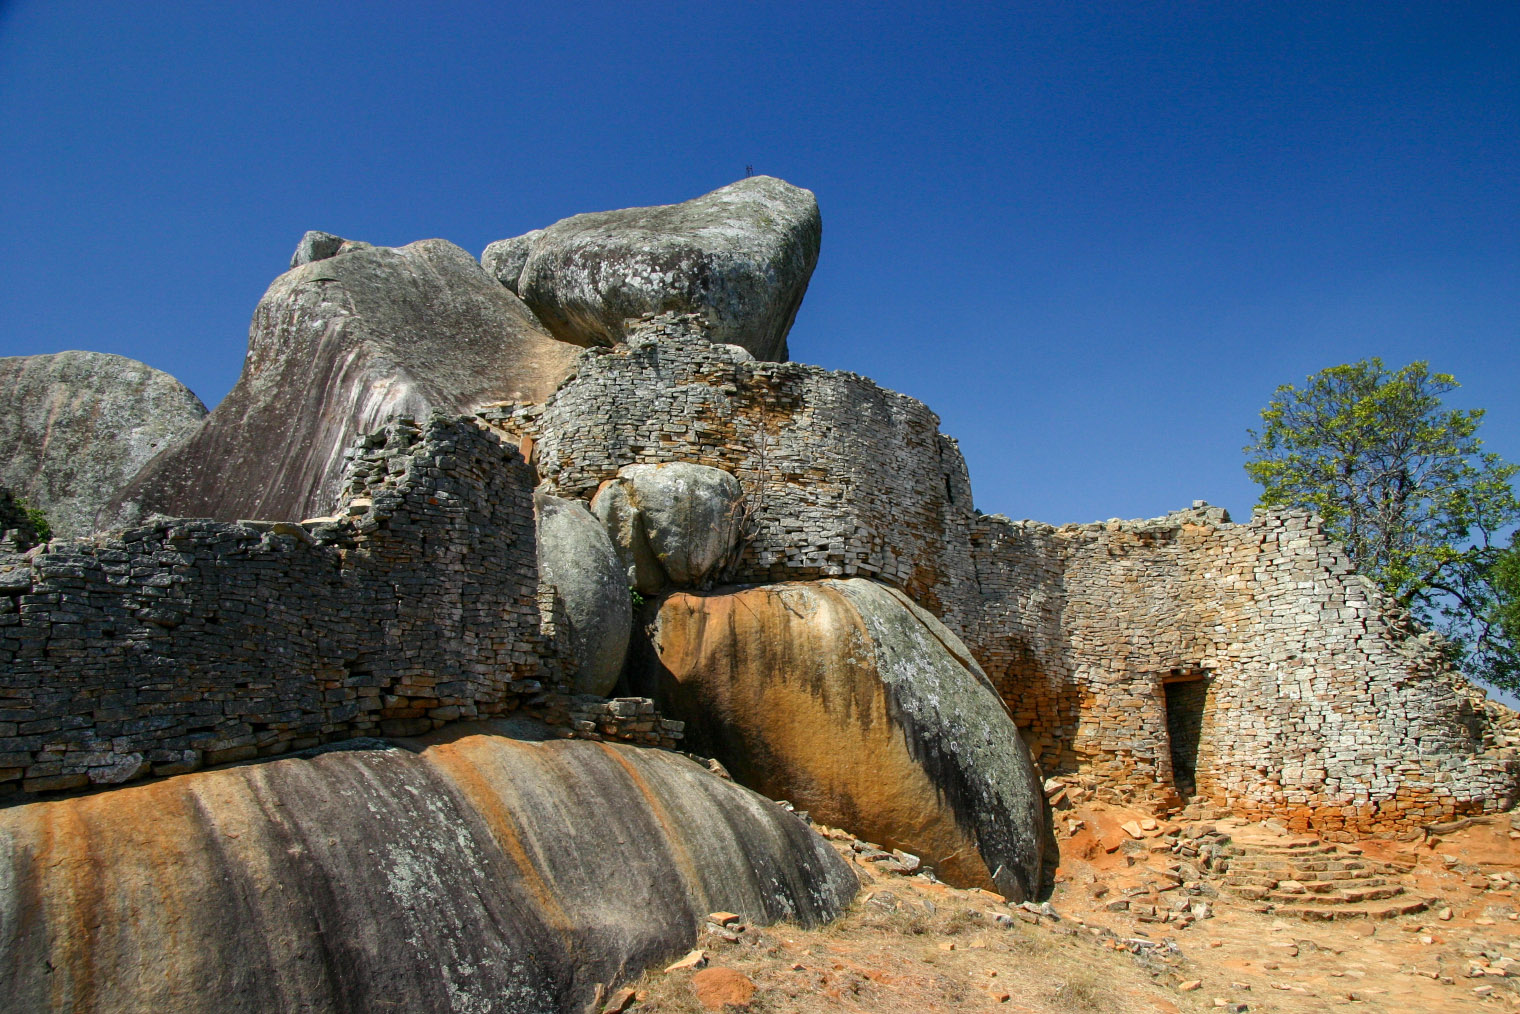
[103, 238, 581, 526]
[642, 577, 1045, 901]
[0, 725, 856, 1014]
[535, 492, 631, 695]
[290, 229, 346, 266]
[480, 228, 543, 295]
[506, 330, 979, 631]
[0, 351, 207, 539]
[592, 462, 745, 592]
[485, 176, 820, 361]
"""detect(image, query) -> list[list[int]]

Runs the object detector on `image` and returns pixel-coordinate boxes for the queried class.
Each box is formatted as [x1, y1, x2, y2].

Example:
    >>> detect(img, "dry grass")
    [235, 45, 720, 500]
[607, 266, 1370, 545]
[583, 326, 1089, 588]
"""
[1044, 965, 1109, 1011]
[617, 882, 1193, 1014]
[622, 805, 1520, 1014]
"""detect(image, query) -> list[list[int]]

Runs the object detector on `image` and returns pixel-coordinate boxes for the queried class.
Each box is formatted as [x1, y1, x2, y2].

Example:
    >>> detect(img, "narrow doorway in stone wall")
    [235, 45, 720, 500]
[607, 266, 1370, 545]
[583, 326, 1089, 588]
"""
[1162, 671, 1209, 800]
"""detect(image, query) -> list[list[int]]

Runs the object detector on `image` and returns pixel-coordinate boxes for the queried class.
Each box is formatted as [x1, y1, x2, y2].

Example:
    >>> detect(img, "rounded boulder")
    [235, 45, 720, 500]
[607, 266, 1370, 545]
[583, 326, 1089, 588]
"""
[0, 351, 207, 539]
[485, 176, 820, 361]
[535, 492, 631, 695]
[645, 578, 1046, 901]
[592, 462, 745, 591]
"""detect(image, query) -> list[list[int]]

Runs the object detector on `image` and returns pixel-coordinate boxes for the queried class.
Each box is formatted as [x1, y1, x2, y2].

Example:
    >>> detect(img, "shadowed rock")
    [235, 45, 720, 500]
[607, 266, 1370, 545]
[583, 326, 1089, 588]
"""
[643, 578, 1045, 901]
[592, 462, 745, 593]
[102, 237, 581, 526]
[0, 726, 857, 1014]
[481, 228, 543, 295]
[0, 351, 206, 538]
[535, 492, 631, 695]
[483, 176, 820, 361]
[290, 229, 352, 266]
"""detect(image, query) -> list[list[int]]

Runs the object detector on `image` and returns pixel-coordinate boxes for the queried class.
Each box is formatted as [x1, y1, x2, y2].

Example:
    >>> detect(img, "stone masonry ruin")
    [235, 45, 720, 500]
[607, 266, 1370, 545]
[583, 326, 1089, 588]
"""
[501, 313, 1519, 837]
[0, 415, 688, 795]
[969, 507, 1519, 836]
[4, 174, 1519, 1010]
[1, 178, 1515, 832]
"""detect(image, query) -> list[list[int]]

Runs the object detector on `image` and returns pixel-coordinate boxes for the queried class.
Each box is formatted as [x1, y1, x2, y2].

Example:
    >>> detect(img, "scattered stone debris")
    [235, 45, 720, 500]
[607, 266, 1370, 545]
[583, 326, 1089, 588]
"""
[664, 949, 708, 973]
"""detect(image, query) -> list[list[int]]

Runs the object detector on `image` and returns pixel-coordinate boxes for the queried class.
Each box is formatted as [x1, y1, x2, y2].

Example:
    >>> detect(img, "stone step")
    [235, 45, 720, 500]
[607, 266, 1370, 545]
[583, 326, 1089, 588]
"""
[1294, 868, 1376, 883]
[1233, 834, 1324, 848]
[1275, 897, 1428, 922]
[1268, 885, 1405, 907]
[1289, 860, 1368, 873]
[1224, 884, 1272, 901]
[1246, 843, 1339, 858]
[1227, 863, 1379, 886]
[1340, 885, 1405, 904]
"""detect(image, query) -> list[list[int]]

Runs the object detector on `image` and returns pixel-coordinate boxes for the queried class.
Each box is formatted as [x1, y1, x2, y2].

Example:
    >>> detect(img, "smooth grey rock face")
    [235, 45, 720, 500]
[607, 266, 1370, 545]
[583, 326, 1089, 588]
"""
[833, 579, 1046, 902]
[592, 462, 744, 590]
[489, 176, 820, 361]
[103, 237, 582, 526]
[290, 230, 346, 267]
[592, 474, 667, 596]
[0, 730, 857, 1014]
[480, 229, 543, 295]
[536, 492, 631, 695]
[0, 351, 207, 539]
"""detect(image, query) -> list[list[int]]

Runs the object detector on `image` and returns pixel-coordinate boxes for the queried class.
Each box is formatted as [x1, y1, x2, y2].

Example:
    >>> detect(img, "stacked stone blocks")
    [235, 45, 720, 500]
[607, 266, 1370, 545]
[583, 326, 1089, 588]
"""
[494, 315, 978, 628]
[969, 506, 1519, 835]
[496, 322, 1516, 835]
[0, 315, 1511, 832]
[0, 416, 553, 796]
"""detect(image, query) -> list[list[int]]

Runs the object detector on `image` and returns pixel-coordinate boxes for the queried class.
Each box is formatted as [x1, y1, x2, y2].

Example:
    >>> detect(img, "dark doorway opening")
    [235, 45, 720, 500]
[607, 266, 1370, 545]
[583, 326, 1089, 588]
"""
[1163, 675, 1208, 799]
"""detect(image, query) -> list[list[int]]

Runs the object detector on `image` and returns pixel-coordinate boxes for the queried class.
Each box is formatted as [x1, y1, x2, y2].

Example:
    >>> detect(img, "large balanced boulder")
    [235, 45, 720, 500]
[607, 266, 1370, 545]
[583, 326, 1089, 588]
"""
[643, 577, 1045, 901]
[0, 726, 856, 1014]
[535, 493, 631, 695]
[103, 237, 582, 527]
[483, 176, 820, 361]
[592, 462, 745, 593]
[0, 351, 207, 539]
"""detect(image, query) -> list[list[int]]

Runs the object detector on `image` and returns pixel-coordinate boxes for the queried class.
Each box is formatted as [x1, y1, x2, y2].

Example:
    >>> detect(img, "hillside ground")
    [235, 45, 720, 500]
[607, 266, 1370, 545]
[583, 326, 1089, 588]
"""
[618, 802, 1519, 1014]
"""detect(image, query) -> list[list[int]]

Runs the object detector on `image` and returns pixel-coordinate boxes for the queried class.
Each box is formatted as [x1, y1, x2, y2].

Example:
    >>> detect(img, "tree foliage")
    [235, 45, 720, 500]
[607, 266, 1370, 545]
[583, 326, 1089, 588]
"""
[1245, 359, 1520, 691]
[0, 489, 49, 549]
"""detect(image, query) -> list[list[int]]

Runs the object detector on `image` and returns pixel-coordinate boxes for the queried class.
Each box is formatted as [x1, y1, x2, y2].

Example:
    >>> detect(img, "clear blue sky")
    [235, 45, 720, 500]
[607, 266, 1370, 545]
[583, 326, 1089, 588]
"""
[2, 1, 1517, 525]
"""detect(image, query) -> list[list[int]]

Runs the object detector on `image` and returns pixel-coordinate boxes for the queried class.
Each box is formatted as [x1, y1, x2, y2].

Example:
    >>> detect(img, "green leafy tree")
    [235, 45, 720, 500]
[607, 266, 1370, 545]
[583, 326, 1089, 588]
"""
[1245, 359, 1520, 691]
[1478, 537, 1520, 688]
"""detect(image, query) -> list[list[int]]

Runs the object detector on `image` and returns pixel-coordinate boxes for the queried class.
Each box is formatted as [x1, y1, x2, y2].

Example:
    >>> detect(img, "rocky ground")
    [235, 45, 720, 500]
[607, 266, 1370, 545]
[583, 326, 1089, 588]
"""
[615, 799, 1520, 1014]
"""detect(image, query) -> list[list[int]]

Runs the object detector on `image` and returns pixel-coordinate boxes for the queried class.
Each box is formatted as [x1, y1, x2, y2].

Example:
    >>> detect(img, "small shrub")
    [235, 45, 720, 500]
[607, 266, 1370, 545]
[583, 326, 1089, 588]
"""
[1048, 967, 1106, 1011]
[0, 490, 49, 548]
[21, 503, 50, 543]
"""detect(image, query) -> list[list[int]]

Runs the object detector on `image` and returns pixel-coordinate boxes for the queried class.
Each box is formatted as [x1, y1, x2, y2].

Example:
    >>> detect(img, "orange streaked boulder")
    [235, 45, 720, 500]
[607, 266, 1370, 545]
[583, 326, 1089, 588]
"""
[0, 725, 856, 1014]
[643, 578, 1045, 900]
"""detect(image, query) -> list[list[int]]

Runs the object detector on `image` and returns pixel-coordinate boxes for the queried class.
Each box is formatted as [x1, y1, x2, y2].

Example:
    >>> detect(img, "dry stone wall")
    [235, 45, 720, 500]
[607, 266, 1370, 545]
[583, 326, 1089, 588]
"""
[497, 316, 1517, 834]
[494, 314, 978, 628]
[967, 505, 1520, 836]
[2, 310, 1511, 833]
[0, 416, 556, 798]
